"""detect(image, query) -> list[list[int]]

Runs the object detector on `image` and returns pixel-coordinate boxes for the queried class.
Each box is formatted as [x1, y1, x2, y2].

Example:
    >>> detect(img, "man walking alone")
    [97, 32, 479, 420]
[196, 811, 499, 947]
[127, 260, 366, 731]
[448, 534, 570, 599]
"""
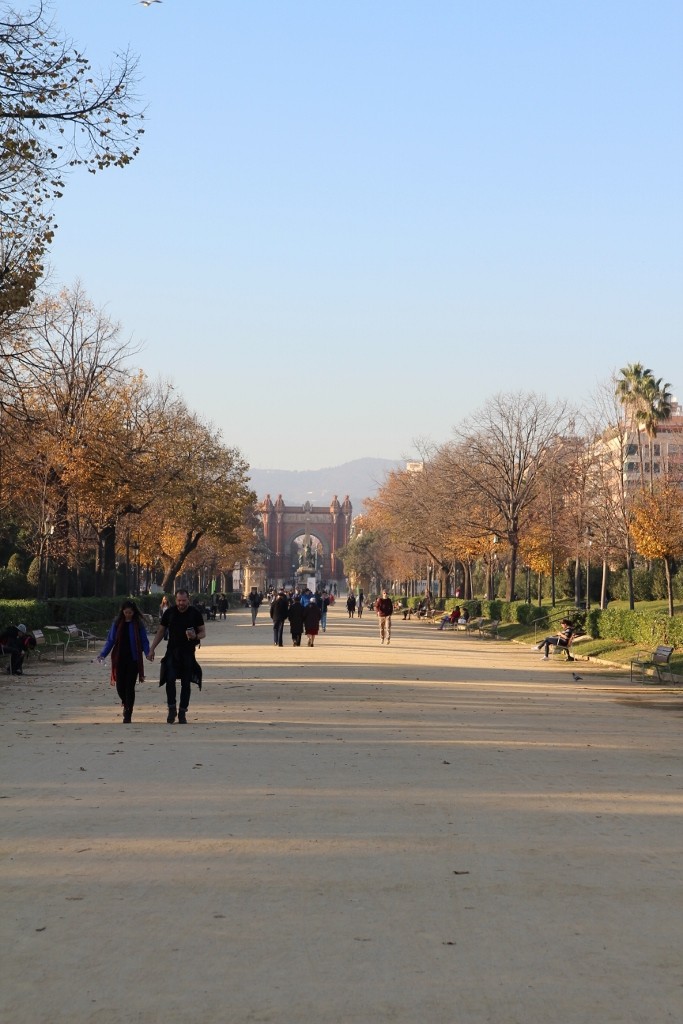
[375, 589, 394, 645]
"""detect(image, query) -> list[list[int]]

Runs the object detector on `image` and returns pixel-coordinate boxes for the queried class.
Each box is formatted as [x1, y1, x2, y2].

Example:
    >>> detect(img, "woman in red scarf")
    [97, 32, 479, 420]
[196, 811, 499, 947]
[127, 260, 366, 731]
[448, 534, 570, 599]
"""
[98, 600, 150, 723]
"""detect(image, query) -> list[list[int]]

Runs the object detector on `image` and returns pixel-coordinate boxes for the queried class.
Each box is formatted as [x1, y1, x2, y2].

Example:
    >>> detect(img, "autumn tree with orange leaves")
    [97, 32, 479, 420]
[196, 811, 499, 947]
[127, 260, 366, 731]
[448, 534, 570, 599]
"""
[631, 484, 683, 616]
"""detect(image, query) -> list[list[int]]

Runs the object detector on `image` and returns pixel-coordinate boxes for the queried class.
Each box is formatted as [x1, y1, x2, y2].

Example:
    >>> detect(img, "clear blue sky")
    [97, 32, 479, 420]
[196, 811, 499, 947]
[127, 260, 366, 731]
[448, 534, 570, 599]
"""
[47, 1, 682, 470]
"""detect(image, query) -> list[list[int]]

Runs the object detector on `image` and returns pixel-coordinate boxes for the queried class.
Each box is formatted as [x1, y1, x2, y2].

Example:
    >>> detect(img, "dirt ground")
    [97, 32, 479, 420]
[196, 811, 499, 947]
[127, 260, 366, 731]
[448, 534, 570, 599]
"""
[2, 604, 682, 1024]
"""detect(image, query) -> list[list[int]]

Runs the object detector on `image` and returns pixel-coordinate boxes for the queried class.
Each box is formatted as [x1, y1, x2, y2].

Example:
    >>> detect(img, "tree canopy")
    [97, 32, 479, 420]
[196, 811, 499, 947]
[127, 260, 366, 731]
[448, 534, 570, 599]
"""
[0, 2, 144, 318]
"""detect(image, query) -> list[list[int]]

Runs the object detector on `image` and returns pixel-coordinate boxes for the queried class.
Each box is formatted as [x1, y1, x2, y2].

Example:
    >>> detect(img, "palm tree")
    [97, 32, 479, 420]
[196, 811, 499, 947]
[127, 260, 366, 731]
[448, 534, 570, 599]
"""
[639, 376, 672, 492]
[615, 363, 654, 489]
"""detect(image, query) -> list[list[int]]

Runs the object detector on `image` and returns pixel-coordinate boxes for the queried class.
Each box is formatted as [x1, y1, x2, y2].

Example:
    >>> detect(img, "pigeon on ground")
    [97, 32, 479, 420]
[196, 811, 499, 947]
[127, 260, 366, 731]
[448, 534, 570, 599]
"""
[572, 672, 583, 681]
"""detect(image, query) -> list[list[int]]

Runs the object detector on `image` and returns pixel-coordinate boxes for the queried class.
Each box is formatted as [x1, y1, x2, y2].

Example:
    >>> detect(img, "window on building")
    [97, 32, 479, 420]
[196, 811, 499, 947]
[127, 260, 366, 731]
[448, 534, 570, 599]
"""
[627, 444, 638, 455]
[654, 463, 660, 473]
[653, 443, 660, 456]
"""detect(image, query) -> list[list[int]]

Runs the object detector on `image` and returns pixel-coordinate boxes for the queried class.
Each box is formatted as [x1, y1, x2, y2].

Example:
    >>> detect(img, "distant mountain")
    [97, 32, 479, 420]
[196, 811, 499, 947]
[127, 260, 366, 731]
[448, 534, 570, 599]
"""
[248, 458, 403, 513]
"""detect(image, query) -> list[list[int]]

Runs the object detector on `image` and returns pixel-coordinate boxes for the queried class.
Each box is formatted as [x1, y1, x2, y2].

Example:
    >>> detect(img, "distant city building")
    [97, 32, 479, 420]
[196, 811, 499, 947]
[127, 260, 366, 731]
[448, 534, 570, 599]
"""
[599, 399, 683, 491]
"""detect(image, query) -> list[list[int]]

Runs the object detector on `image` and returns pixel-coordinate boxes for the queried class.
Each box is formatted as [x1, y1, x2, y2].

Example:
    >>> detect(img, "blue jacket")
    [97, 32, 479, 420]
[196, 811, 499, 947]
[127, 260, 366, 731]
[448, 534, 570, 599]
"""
[99, 620, 150, 660]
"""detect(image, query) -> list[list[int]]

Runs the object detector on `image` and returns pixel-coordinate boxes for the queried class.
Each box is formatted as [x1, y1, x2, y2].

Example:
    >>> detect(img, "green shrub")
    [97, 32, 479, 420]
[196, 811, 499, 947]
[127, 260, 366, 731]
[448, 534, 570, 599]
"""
[586, 608, 602, 638]
[461, 599, 480, 618]
[0, 600, 51, 633]
[6, 552, 25, 574]
[593, 607, 683, 648]
[0, 568, 35, 599]
[0, 594, 163, 634]
[515, 602, 549, 626]
[610, 567, 657, 602]
[481, 599, 504, 620]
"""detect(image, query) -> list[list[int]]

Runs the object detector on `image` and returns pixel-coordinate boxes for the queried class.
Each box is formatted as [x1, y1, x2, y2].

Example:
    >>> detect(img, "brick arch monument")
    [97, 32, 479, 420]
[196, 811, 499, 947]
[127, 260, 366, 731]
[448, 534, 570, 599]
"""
[260, 495, 353, 589]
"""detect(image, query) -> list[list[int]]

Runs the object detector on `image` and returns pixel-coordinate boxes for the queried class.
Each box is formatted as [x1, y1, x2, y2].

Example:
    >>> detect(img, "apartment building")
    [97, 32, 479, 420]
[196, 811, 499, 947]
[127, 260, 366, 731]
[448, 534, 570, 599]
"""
[622, 399, 683, 488]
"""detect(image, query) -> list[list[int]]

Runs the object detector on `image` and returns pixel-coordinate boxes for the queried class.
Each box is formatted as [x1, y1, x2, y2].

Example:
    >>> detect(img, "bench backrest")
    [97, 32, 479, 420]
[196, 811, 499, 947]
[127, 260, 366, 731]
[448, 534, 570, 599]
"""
[653, 645, 674, 663]
[43, 626, 65, 645]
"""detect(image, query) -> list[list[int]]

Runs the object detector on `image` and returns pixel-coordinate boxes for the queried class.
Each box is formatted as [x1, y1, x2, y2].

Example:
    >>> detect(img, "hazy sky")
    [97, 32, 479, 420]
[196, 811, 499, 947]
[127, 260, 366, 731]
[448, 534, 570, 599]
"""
[45, 1, 682, 470]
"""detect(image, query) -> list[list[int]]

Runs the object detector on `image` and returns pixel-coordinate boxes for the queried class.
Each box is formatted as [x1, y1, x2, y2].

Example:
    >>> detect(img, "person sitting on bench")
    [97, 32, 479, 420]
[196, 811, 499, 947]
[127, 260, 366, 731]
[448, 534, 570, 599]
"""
[537, 619, 574, 660]
[438, 606, 461, 630]
[0, 623, 30, 675]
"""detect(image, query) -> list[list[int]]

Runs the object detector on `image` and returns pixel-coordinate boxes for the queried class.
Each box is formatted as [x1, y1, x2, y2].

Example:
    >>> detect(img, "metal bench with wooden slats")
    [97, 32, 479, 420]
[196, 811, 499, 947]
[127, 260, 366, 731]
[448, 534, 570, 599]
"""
[41, 626, 67, 660]
[65, 624, 101, 652]
[630, 645, 675, 684]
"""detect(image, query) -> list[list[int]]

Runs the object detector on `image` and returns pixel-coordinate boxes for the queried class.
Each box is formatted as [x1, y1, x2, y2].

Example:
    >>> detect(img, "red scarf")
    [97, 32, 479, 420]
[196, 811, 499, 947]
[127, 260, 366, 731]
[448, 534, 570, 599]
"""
[110, 618, 145, 685]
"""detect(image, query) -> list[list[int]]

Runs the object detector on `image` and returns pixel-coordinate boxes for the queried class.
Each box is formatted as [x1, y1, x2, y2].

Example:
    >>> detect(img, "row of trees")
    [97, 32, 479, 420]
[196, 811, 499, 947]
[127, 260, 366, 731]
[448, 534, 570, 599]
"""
[1, 8, 260, 596]
[0, 285, 256, 597]
[340, 371, 683, 616]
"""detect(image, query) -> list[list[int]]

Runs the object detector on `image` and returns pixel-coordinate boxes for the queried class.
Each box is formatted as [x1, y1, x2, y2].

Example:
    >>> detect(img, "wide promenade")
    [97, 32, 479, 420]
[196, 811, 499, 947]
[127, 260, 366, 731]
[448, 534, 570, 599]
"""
[2, 603, 681, 1023]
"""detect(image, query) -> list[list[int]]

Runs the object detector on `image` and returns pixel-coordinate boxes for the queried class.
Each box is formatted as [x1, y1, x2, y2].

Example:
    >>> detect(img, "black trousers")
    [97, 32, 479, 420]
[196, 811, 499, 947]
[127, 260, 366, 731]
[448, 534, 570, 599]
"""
[165, 647, 195, 710]
[2, 642, 24, 673]
[115, 657, 139, 709]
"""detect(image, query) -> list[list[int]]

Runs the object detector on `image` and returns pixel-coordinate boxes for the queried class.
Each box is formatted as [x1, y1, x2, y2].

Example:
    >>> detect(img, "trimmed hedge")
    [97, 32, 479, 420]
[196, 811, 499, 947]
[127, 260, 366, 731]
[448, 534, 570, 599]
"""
[0, 594, 165, 634]
[590, 607, 683, 647]
[0, 591, 246, 634]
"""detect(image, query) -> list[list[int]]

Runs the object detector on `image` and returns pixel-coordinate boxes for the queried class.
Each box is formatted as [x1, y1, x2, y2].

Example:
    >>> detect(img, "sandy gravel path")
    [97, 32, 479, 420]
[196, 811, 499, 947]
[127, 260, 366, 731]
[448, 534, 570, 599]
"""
[2, 604, 682, 1023]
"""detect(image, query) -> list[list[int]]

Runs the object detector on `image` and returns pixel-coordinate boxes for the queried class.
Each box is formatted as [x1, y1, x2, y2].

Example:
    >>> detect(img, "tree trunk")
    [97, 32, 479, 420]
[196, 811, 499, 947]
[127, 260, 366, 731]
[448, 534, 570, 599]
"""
[550, 552, 556, 607]
[664, 558, 674, 617]
[160, 529, 204, 593]
[600, 556, 608, 609]
[626, 551, 635, 611]
[439, 564, 448, 599]
[507, 542, 518, 602]
[574, 552, 581, 607]
[95, 524, 117, 597]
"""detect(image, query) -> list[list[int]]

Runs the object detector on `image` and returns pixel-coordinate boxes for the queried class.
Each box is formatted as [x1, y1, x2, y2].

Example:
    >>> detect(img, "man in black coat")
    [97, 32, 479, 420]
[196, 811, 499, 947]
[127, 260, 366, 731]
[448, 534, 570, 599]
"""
[287, 595, 305, 646]
[270, 589, 289, 647]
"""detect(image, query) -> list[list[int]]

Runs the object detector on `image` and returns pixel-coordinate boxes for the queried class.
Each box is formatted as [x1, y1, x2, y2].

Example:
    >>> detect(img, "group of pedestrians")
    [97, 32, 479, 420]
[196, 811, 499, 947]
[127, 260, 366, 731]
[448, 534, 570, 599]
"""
[270, 588, 331, 646]
[346, 589, 365, 618]
[34, 586, 579, 732]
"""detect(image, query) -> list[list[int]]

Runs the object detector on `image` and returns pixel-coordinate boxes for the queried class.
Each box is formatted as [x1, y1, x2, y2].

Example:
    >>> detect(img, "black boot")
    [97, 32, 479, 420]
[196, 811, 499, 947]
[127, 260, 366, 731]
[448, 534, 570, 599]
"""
[178, 708, 187, 724]
[123, 708, 132, 724]
[166, 705, 177, 724]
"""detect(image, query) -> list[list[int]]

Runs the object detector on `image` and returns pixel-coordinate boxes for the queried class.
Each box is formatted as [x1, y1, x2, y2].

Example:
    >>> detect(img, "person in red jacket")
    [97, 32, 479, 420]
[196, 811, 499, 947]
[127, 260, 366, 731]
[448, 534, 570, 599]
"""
[375, 589, 394, 645]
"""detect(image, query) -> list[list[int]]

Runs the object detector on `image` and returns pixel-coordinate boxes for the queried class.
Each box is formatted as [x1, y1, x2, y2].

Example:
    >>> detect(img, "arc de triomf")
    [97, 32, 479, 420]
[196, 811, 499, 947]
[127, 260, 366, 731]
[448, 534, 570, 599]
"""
[259, 494, 353, 589]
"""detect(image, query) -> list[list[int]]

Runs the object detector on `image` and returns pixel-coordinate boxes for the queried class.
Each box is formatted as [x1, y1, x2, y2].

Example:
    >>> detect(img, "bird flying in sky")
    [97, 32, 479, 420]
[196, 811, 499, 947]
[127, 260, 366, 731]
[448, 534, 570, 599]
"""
[139, 1, 162, 7]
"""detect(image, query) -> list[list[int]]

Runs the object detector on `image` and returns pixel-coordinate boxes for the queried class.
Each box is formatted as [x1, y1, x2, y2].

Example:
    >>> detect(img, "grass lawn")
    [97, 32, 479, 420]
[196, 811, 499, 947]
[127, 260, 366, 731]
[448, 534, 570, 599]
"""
[498, 598, 683, 681]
